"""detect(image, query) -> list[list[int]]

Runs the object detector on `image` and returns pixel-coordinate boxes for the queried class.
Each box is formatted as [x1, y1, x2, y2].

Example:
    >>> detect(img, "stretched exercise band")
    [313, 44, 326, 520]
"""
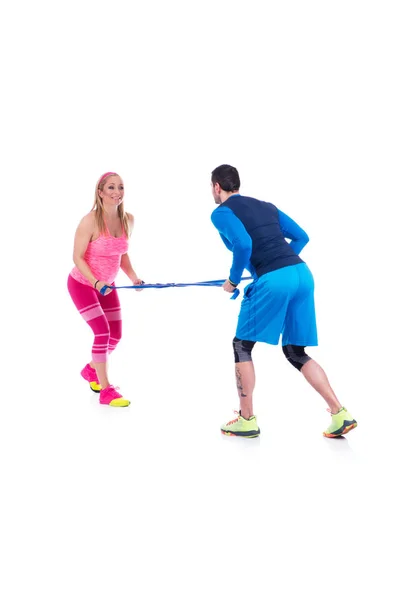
[100, 277, 253, 300]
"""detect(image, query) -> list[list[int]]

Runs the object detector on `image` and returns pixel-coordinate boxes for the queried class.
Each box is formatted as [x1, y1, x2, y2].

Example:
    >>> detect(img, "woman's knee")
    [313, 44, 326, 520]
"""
[108, 320, 122, 352]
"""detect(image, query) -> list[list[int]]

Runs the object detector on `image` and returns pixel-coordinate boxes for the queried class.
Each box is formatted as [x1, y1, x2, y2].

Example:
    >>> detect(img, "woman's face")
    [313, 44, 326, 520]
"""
[99, 175, 124, 207]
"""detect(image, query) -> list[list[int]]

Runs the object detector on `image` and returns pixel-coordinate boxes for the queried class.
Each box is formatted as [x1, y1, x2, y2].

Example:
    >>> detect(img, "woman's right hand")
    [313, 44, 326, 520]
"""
[95, 280, 113, 295]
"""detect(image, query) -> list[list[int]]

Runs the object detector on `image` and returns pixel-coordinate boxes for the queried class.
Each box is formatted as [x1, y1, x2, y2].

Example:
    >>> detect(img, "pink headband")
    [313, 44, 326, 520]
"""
[99, 171, 117, 182]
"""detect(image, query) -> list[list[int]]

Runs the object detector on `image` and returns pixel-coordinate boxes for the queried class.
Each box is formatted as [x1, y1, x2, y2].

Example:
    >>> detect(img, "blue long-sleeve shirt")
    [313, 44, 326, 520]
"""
[211, 194, 309, 284]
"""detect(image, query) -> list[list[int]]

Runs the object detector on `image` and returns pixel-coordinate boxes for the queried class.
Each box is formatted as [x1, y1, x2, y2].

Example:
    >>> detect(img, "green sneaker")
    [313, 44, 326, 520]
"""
[221, 411, 260, 438]
[323, 407, 357, 438]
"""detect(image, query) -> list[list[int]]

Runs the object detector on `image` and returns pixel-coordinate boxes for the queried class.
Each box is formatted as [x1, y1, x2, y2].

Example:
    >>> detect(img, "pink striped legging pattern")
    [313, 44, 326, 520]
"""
[68, 275, 122, 363]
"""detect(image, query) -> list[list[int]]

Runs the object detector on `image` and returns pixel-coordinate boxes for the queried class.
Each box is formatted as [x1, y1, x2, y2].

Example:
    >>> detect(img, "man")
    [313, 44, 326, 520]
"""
[210, 164, 357, 438]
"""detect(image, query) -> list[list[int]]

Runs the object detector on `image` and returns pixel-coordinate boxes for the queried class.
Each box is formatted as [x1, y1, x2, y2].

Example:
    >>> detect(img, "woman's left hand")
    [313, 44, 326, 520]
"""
[132, 278, 145, 291]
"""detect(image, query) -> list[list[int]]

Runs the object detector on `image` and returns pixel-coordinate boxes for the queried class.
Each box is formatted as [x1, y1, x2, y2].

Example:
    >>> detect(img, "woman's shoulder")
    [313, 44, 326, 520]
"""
[78, 211, 96, 229]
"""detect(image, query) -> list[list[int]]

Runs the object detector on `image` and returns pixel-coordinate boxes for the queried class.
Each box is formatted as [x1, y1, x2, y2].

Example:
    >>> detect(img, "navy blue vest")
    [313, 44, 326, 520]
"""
[224, 195, 304, 277]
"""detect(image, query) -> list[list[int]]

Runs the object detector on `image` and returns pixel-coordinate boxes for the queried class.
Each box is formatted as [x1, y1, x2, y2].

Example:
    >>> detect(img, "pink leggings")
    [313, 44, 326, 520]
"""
[68, 275, 122, 363]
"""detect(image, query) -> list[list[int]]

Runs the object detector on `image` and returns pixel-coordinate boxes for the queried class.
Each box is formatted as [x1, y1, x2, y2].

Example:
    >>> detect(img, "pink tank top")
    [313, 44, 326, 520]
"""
[70, 219, 129, 286]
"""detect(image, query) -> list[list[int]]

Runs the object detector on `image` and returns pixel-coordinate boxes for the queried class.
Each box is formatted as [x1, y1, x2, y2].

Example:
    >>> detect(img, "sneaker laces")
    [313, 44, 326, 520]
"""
[101, 384, 120, 394]
[226, 410, 240, 426]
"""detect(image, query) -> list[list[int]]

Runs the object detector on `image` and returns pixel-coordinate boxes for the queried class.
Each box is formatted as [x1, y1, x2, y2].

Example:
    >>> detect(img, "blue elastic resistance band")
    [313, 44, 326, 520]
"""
[100, 277, 253, 300]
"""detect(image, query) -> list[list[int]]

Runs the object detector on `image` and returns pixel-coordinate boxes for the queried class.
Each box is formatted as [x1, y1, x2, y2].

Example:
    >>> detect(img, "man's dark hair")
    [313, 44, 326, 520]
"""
[211, 164, 240, 192]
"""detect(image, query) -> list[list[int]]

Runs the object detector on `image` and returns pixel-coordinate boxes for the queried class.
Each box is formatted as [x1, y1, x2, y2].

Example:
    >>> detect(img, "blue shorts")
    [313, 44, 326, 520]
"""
[236, 263, 318, 346]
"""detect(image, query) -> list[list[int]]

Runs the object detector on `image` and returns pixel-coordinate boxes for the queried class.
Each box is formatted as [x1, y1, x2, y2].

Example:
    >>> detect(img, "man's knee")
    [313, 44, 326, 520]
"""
[233, 337, 256, 363]
[282, 344, 312, 371]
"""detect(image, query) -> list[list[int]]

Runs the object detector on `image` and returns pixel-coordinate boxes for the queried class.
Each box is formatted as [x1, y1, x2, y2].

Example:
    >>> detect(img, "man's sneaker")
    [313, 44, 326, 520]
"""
[323, 407, 357, 438]
[99, 385, 130, 407]
[80, 363, 101, 393]
[221, 411, 260, 438]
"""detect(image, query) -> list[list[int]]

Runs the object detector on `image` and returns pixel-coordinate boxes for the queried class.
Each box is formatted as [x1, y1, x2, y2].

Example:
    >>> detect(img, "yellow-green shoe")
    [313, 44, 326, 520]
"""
[221, 411, 260, 438]
[323, 407, 357, 438]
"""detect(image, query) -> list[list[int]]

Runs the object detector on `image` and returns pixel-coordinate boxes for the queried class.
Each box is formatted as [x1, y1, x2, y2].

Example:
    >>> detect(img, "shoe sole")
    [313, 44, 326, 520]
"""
[100, 400, 130, 407]
[89, 383, 101, 393]
[81, 374, 101, 393]
[221, 429, 260, 438]
[323, 421, 357, 438]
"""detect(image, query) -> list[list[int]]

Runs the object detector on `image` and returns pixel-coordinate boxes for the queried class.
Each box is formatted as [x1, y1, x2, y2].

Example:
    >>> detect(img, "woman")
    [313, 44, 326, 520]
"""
[68, 172, 143, 407]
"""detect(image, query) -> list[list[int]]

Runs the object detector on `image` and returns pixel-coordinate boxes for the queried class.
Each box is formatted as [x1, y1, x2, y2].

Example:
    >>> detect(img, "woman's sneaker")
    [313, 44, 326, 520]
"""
[80, 363, 101, 393]
[99, 385, 130, 407]
[323, 407, 357, 437]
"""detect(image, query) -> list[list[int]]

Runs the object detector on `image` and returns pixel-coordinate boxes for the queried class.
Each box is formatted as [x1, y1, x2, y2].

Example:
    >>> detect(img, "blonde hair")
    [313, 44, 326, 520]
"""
[92, 172, 130, 237]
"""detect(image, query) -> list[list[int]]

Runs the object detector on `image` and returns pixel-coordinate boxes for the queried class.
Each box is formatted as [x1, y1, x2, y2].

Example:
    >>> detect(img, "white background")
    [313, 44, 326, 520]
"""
[1, 1, 399, 598]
